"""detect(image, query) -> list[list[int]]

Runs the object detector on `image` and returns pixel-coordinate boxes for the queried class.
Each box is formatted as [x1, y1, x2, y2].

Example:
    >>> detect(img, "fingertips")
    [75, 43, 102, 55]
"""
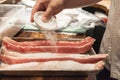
[31, 3, 45, 22]
[39, 0, 49, 3]
[41, 17, 48, 23]
[42, 14, 53, 23]
[31, 14, 34, 22]
[31, 7, 37, 22]
[31, 0, 53, 22]
[42, 7, 53, 22]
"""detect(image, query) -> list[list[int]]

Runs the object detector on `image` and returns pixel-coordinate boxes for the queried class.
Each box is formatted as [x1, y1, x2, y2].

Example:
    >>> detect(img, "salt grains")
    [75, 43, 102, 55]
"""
[34, 11, 58, 52]
[41, 30, 58, 52]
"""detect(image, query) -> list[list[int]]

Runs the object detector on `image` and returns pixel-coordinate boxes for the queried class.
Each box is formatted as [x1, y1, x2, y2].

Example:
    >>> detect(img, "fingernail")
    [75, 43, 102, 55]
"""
[42, 17, 48, 23]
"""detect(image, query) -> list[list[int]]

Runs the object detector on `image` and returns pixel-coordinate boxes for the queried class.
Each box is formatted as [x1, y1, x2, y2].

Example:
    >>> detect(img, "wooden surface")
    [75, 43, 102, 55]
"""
[92, 0, 111, 14]
[98, 0, 111, 10]
[0, 77, 89, 80]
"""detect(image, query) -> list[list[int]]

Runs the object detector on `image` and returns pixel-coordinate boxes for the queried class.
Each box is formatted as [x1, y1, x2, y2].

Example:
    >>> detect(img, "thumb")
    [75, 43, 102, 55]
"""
[42, 6, 53, 22]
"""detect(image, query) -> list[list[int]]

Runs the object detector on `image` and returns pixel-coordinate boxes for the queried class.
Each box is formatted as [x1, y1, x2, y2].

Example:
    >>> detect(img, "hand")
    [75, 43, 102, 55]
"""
[31, 0, 101, 22]
[31, 0, 64, 22]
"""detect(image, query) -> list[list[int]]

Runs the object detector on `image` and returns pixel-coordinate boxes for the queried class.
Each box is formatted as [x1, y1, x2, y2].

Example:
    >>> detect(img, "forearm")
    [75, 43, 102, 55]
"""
[64, 0, 102, 9]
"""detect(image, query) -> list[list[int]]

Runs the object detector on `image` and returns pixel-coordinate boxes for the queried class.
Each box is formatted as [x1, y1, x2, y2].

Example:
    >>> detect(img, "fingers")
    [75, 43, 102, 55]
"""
[39, 0, 54, 22]
[30, 0, 55, 22]
[42, 6, 53, 22]
[31, 0, 46, 22]
[31, 6, 38, 22]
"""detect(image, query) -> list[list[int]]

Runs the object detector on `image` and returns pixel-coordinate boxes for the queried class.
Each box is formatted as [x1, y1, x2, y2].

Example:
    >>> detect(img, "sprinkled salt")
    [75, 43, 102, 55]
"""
[34, 11, 58, 52]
